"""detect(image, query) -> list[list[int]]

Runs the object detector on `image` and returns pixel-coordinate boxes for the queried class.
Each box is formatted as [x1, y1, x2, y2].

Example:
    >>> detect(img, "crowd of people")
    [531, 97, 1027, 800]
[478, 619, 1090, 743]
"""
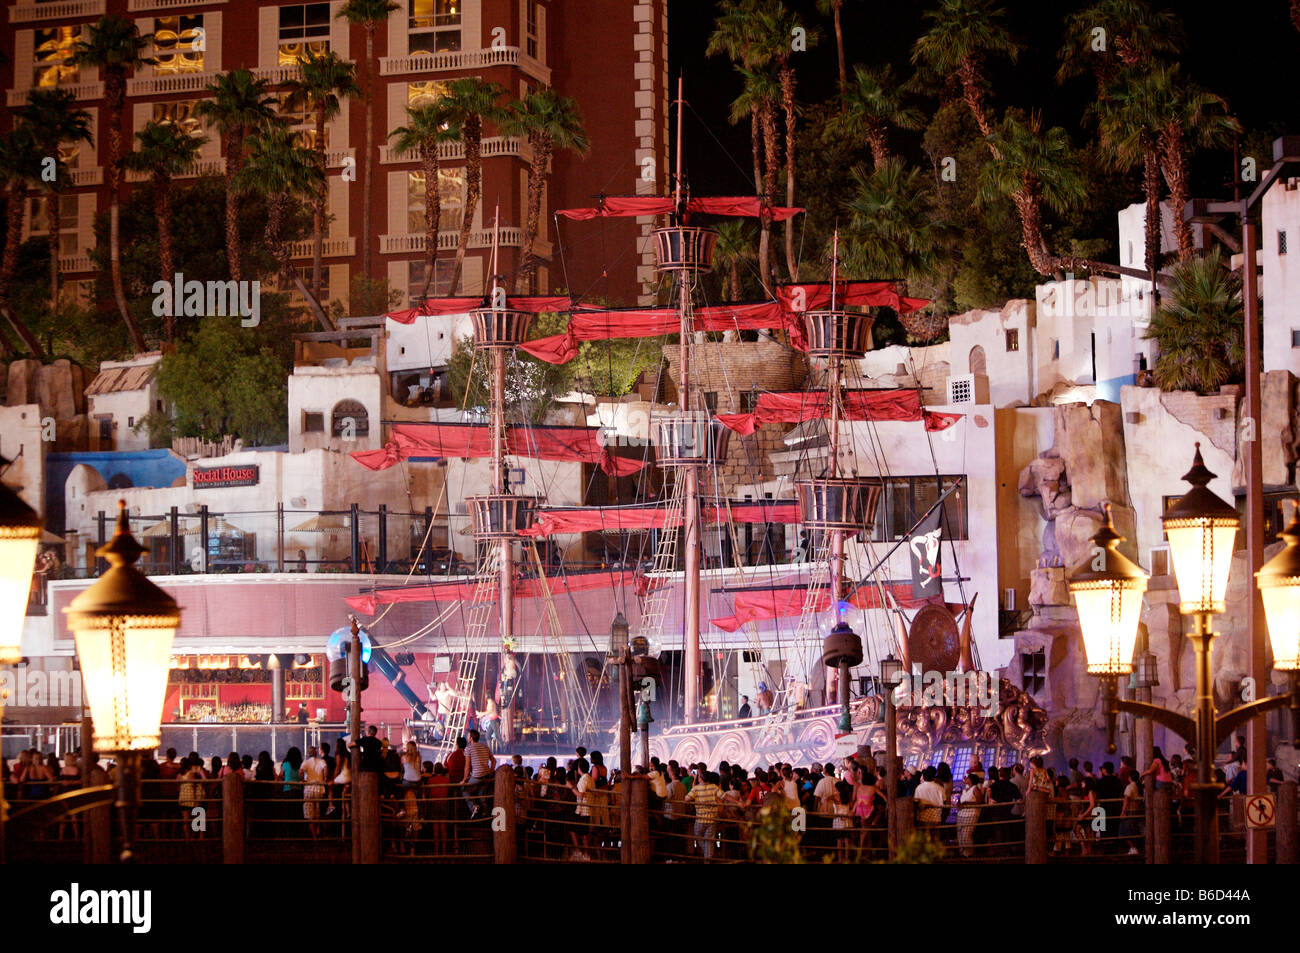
[3, 732, 1292, 861]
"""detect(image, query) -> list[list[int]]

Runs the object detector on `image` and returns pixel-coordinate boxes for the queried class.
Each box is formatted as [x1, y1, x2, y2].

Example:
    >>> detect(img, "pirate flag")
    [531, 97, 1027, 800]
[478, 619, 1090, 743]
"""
[908, 507, 943, 599]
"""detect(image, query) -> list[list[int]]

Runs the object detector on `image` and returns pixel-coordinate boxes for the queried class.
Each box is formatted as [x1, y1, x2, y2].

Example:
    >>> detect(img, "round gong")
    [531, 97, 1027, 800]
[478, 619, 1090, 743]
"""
[907, 604, 961, 674]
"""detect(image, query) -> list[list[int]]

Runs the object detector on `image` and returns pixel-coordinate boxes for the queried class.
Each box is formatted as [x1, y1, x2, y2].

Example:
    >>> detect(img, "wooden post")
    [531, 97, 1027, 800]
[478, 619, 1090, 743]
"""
[84, 763, 112, 864]
[1153, 786, 1172, 864]
[1278, 780, 1297, 865]
[626, 774, 650, 864]
[222, 772, 244, 864]
[493, 765, 515, 864]
[895, 788, 913, 848]
[356, 771, 380, 863]
[1025, 790, 1048, 864]
[1143, 774, 1155, 864]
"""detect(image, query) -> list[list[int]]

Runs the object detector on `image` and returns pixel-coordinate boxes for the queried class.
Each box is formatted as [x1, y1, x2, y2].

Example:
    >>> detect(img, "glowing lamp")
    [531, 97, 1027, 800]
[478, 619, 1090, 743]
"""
[879, 653, 904, 690]
[1162, 444, 1240, 615]
[64, 502, 180, 753]
[1069, 506, 1148, 676]
[609, 611, 630, 657]
[1256, 510, 1300, 672]
[0, 480, 42, 664]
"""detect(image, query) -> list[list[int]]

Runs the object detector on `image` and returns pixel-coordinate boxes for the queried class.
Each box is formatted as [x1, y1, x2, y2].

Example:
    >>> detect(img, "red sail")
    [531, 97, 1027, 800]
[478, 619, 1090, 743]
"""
[350, 422, 648, 476]
[385, 295, 573, 323]
[711, 582, 932, 631]
[556, 196, 802, 220]
[345, 569, 638, 615]
[715, 390, 962, 436]
[519, 499, 801, 538]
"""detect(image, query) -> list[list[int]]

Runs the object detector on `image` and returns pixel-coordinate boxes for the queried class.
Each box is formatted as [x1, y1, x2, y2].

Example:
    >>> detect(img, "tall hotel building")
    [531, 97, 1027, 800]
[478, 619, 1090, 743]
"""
[2, 0, 670, 306]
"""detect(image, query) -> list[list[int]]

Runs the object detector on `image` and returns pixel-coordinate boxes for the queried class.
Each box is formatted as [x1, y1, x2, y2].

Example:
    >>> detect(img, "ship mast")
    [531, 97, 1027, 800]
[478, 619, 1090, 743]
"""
[488, 209, 515, 681]
[673, 76, 703, 725]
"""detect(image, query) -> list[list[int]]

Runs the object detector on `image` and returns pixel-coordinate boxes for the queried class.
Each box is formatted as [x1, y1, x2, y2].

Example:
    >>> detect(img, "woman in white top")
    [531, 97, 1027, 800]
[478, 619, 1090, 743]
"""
[956, 772, 985, 858]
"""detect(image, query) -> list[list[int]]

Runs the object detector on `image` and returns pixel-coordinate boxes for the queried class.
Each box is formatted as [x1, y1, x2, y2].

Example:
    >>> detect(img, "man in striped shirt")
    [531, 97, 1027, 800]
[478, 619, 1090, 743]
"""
[686, 771, 723, 860]
[463, 729, 496, 817]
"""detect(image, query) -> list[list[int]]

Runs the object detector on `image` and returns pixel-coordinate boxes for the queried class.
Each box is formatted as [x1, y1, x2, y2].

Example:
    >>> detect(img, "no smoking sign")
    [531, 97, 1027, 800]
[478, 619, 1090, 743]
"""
[1245, 793, 1276, 829]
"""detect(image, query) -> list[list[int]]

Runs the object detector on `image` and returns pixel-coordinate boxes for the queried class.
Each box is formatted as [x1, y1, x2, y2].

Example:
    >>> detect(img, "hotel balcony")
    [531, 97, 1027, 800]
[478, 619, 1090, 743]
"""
[128, 71, 221, 97]
[380, 136, 526, 165]
[8, 0, 105, 23]
[380, 228, 523, 255]
[125, 157, 226, 182]
[7, 81, 103, 107]
[379, 47, 550, 86]
[286, 237, 357, 260]
[126, 0, 227, 9]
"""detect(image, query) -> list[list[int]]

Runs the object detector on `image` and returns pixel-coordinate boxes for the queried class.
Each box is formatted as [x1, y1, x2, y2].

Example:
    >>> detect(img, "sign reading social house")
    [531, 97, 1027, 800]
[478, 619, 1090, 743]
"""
[193, 464, 260, 489]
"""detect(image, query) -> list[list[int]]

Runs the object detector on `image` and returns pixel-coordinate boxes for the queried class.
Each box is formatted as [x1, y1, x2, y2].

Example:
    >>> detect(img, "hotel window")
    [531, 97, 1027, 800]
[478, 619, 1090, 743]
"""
[280, 100, 323, 151]
[303, 411, 324, 433]
[1021, 649, 1046, 695]
[408, 168, 464, 233]
[27, 195, 79, 256]
[526, 0, 539, 58]
[1004, 328, 1019, 352]
[153, 100, 203, 138]
[153, 15, 205, 75]
[294, 266, 329, 303]
[408, 259, 457, 299]
[408, 80, 451, 109]
[1280, 230, 1289, 255]
[409, 0, 462, 54]
[34, 27, 80, 88]
[1292, 329, 1300, 348]
[279, 3, 331, 65]
[1051, 338, 1060, 360]
[331, 399, 369, 437]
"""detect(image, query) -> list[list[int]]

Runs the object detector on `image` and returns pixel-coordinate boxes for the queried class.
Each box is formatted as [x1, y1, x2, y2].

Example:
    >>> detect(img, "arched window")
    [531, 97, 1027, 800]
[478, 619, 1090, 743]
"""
[331, 399, 369, 437]
[969, 345, 987, 376]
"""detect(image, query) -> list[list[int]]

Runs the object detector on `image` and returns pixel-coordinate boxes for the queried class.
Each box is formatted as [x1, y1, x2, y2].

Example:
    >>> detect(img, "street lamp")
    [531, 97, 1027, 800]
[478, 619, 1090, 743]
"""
[1255, 507, 1300, 737]
[879, 652, 903, 856]
[0, 480, 43, 665]
[609, 612, 631, 778]
[64, 501, 180, 863]
[1067, 504, 1148, 753]
[823, 619, 863, 732]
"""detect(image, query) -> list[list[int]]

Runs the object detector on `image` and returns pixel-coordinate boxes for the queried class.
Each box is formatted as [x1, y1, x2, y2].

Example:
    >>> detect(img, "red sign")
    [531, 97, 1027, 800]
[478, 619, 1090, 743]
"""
[193, 464, 260, 489]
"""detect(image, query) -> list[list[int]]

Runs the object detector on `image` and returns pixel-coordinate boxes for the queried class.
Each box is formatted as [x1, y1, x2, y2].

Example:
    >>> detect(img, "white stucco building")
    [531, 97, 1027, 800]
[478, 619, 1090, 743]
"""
[84, 353, 165, 452]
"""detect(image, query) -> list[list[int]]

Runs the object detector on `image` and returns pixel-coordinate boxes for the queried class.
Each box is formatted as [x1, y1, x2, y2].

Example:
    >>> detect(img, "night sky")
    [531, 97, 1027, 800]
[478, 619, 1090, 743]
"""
[667, 0, 1300, 198]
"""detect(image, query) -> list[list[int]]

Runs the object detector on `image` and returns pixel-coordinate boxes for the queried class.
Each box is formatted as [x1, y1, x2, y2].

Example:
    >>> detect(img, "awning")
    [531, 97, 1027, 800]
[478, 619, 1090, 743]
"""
[556, 195, 803, 221]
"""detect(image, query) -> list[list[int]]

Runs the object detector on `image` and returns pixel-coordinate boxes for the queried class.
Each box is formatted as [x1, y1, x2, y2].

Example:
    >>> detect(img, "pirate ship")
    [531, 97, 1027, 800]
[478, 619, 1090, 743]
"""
[345, 80, 1050, 773]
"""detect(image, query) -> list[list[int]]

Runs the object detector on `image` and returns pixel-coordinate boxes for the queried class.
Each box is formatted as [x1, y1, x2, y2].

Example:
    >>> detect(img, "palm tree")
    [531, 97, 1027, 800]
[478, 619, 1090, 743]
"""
[1143, 247, 1244, 393]
[440, 78, 508, 293]
[337, 0, 400, 281]
[977, 113, 1088, 276]
[712, 220, 756, 301]
[728, 66, 782, 292]
[826, 64, 924, 170]
[912, 0, 1020, 139]
[842, 158, 942, 283]
[709, 0, 778, 289]
[120, 120, 206, 341]
[756, 2, 818, 281]
[233, 124, 331, 329]
[1150, 66, 1239, 260]
[71, 14, 152, 351]
[18, 88, 92, 314]
[390, 101, 460, 299]
[503, 88, 589, 293]
[816, 0, 855, 101]
[0, 127, 47, 358]
[1058, 0, 1182, 89]
[283, 49, 360, 302]
[196, 69, 279, 284]
[1094, 65, 1164, 276]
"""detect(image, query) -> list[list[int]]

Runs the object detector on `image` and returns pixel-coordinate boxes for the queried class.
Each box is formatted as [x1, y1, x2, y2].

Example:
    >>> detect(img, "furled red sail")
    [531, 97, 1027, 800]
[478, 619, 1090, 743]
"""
[715, 389, 962, 436]
[345, 568, 637, 615]
[349, 422, 648, 476]
[710, 582, 935, 632]
[519, 499, 801, 538]
[385, 295, 573, 324]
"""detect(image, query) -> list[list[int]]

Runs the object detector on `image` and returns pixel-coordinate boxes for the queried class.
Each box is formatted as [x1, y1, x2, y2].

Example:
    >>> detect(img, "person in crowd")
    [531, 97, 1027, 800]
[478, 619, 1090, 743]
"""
[1120, 768, 1143, 856]
[913, 766, 946, 828]
[957, 770, 985, 858]
[178, 754, 206, 840]
[1140, 746, 1172, 791]
[736, 695, 752, 719]
[686, 770, 722, 860]
[300, 745, 328, 839]
[462, 729, 496, 817]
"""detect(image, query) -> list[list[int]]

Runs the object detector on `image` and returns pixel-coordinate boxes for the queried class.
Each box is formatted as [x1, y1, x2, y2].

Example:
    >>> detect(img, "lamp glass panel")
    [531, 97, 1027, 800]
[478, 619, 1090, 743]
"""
[74, 622, 177, 752]
[1260, 583, 1300, 671]
[1072, 582, 1143, 675]
[1165, 522, 1238, 614]
[0, 535, 38, 663]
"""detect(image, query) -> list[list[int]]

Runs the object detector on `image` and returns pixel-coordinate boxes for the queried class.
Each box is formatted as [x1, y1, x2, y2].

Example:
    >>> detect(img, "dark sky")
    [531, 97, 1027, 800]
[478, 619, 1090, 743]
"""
[667, 0, 1300, 196]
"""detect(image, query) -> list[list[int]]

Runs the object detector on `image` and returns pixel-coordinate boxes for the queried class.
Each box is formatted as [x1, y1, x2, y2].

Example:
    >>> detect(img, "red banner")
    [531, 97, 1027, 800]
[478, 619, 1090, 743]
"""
[346, 569, 638, 615]
[711, 582, 932, 631]
[349, 422, 649, 476]
[715, 390, 962, 436]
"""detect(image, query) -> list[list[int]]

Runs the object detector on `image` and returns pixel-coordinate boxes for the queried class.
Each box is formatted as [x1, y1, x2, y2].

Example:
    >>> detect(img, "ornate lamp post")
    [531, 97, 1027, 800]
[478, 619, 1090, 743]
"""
[1073, 447, 1300, 863]
[629, 634, 660, 772]
[0, 480, 43, 862]
[1255, 508, 1300, 737]
[64, 502, 180, 863]
[823, 619, 863, 732]
[879, 652, 904, 856]
[609, 612, 631, 777]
